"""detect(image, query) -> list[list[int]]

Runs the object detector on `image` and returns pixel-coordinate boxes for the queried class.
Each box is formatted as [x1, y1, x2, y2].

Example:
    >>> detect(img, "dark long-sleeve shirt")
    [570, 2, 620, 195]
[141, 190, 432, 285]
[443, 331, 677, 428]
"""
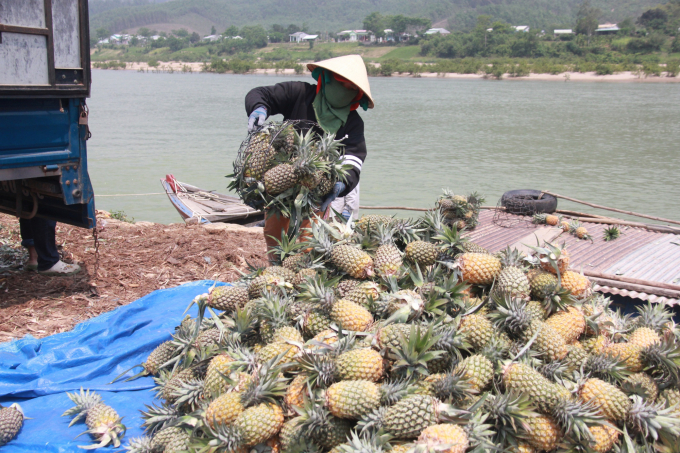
[245, 81, 366, 196]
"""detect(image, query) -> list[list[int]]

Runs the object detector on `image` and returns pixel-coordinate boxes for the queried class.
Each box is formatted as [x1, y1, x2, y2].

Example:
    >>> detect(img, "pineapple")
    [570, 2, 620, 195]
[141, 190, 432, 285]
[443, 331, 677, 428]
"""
[150, 426, 191, 452]
[205, 353, 235, 397]
[528, 270, 558, 301]
[453, 354, 494, 391]
[303, 309, 333, 337]
[284, 374, 308, 411]
[660, 388, 680, 409]
[264, 164, 298, 195]
[622, 373, 658, 401]
[244, 132, 275, 179]
[331, 245, 374, 279]
[405, 240, 439, 267]
[325, 380, 380, 419]
[336, 348, 384, 382]
[560, 220, 571, 232]
[492, 247, 530, 301]
[604, 342, 643, 372]
[234, 403, 284, 446]
[526, 319, 569, 361]
[523, 414, 563, 451]
[502, 363, 571, 412]
[205, 392, 245, 428]
[373, 225, 403, 277]
[579, 378, 630, 421]
[62, 388, 127, 449]
[336, 279, 361, 297]
[588, 423, 620, 453]
[628, 327, 660, 348]
[0, 403, 24, 447]
[330, 300, 373, 332]
[378, 323, 413, 350]
[456, 252, 502, 285]
[356, 214, 393, 232]
[344, 281, 381, 308]
[209, 286, 249, 312]
[459, 314, 494, 350]
[417, 424, 469, 453]
[569, 221, 592, 240]
[532, 242, 569, 275]
[144, 341, 177, 376]
[560, 271, 592, 298]
[545, 306, 586, 344]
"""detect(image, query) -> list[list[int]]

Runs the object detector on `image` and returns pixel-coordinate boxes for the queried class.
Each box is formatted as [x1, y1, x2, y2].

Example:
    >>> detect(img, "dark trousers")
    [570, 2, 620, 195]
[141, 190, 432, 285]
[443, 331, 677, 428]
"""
[19, 217, 60, 271]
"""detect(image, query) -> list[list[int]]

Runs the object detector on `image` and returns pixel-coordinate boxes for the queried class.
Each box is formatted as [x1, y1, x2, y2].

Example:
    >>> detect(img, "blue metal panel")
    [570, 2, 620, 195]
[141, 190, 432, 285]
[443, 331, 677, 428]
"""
[0, 97, 95, 228]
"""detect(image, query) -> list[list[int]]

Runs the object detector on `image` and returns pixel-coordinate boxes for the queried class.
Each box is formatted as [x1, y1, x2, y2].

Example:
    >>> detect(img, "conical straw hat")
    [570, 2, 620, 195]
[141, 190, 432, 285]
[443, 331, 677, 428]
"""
[307, 55, 374, 108]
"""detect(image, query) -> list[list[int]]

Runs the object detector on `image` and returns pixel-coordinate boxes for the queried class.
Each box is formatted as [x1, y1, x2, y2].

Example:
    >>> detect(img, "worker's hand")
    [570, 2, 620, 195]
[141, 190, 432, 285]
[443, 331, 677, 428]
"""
[320, 182, 345, 213]
[248, 107, 267, 131]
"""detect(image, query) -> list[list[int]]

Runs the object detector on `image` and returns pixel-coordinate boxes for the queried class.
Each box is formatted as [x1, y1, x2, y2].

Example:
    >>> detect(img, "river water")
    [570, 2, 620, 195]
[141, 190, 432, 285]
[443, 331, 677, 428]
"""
[88, 70, 680, 224]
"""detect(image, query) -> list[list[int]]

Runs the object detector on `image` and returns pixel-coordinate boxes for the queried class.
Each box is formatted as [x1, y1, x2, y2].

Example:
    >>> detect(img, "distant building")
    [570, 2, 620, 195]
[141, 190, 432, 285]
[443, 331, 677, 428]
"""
[289, 32, 318, 43]
[384, 29, 395, 42]
[424, 28, 450, 35]
[514, 25, 530, 32]
[596, 23, 619, 34]
[554, 29, 574, 35]
[336, 30, 374, 42]
[203, 34, 221, 42]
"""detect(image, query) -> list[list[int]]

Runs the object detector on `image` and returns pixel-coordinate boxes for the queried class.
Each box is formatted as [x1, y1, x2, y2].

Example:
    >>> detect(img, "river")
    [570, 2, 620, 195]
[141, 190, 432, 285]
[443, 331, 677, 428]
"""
[88, 70, 680, 224]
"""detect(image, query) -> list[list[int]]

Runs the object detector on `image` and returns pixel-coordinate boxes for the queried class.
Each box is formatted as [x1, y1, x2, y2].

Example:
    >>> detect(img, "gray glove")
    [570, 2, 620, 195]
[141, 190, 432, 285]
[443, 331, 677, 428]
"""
[248, 106, 267, 131]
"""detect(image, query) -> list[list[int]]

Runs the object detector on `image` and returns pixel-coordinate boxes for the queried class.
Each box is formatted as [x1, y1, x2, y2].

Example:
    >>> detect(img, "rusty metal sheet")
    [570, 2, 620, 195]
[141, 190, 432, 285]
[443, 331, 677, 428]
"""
[463, 209, 680, 302]
[594, 285, 679, 306]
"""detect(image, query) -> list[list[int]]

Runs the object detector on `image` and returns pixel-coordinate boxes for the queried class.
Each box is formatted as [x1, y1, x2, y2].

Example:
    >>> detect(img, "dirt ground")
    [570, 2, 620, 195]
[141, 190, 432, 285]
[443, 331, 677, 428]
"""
[0, 212, 267, 343]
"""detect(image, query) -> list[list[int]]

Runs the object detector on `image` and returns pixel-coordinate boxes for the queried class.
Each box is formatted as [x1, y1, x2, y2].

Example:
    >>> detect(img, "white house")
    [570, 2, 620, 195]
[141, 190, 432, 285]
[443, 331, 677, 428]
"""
[203, 34, 221, 42]
[554, 29, 574, 35]
[289, 32, 318, 43]
[337, 30, 373, 42]
[514, 25, 530, 32]
[424, 28, 451, 35]
[596, 23, 619, 34]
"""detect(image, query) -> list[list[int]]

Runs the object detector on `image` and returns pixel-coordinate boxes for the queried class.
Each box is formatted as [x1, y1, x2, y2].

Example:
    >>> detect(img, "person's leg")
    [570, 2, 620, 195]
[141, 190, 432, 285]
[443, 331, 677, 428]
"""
[263, 213, 290, 262]
[30, 218, 60, 271]
[19, 219, 38, 269]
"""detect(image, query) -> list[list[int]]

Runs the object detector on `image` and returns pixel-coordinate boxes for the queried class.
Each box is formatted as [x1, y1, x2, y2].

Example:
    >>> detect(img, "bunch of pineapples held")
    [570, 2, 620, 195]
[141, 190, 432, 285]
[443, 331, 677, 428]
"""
[229, 120, 351, 235]
[117, 208, 680, 453]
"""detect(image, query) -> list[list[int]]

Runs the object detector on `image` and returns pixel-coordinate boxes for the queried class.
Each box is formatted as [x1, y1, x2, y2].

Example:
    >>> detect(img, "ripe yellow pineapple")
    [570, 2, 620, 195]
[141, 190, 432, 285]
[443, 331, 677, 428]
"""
[589, 423, 620, 453]
[205, 392, 245, 428]
[579, 378, 631, 421]
[456, 252, 502, 285]
[234, 403, 284, 446]
[561, 271, 592, 298]
[628, 327, 660, 348]
[330, 300, 373, 332]
[459, 313, 494, 349]
[405, 240, 439, 267]
[204, 354, 234, 397]
[417, 424, 469, 453]
[336, 348, 384, 382]
[524, 415, 563, 451]
[284, 374, 307, 411]
[331, 245, 374, 279]
[453, 354, 494, 391]
[545, 306, 586, 343]
[604, 342, 643, 372]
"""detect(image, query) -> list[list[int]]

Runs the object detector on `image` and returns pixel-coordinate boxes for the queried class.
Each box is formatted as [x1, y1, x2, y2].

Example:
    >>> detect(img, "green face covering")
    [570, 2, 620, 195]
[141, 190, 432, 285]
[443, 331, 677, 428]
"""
[312, 71, 359, 134]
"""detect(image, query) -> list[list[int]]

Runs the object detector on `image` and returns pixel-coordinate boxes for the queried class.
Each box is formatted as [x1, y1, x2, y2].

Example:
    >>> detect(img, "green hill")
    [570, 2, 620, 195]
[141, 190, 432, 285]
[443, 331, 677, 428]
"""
[89, 0, 668, 35]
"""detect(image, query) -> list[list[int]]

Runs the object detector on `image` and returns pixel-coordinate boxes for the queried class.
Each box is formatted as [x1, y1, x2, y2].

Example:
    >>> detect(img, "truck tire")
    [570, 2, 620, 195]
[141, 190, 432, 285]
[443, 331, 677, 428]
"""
[500, 190, 558, 215]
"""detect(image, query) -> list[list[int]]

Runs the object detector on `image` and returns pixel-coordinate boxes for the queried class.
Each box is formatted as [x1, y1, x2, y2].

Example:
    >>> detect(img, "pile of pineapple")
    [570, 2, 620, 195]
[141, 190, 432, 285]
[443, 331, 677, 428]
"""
[438, 191, 485, 231]
[229, 121, 349, 230]
[119, 208, 680, 453]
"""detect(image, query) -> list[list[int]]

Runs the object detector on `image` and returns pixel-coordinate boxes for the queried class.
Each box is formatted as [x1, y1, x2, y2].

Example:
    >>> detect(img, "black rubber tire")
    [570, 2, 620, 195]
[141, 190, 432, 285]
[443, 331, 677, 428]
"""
[500, 190, 558, 215]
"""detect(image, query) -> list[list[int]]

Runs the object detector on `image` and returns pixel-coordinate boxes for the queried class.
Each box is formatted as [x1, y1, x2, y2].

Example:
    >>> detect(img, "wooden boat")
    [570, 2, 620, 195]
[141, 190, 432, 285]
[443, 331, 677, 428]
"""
[161, 174, 263, 225]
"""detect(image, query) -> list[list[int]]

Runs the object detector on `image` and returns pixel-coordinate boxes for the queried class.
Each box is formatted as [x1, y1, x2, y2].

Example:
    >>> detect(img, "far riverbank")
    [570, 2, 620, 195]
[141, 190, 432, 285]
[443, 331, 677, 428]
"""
[95, 61, 680, 83]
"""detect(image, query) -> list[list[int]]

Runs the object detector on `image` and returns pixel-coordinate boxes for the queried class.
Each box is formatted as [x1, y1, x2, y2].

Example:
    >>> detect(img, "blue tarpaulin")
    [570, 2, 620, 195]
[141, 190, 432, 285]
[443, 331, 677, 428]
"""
[0, 280, 226, 452]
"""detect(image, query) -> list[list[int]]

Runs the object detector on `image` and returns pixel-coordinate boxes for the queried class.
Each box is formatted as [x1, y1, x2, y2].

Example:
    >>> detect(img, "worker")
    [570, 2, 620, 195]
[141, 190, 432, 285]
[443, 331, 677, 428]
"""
[245, 54, 374, 252]
[20, 217, 81, 275]
[331, 183, 360, 221]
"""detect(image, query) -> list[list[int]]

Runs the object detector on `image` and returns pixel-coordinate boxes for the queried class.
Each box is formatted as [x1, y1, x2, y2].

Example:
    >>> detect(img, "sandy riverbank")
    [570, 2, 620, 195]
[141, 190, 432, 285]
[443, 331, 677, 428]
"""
[0, 212, 267, 342]
[99, 61, 680, 82]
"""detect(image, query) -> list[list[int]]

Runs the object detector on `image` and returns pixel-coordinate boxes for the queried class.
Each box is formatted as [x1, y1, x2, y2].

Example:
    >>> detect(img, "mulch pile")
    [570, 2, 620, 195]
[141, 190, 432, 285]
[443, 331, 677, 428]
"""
[0, 212, 267, 343]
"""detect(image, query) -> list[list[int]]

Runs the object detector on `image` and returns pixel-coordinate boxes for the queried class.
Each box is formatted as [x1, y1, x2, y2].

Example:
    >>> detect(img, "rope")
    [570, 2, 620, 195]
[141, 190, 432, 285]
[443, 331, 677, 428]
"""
[97, 193, 166, 197]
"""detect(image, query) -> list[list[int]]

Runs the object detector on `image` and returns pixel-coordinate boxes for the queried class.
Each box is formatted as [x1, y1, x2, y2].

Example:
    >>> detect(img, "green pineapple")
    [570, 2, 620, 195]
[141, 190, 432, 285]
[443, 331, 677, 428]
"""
[492, 247, 530, 301]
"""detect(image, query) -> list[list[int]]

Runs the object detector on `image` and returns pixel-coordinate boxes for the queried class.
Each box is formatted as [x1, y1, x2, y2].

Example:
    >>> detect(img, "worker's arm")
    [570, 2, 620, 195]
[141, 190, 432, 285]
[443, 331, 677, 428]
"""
[245, 82, 310, 118]
[338, 111, 366, 197]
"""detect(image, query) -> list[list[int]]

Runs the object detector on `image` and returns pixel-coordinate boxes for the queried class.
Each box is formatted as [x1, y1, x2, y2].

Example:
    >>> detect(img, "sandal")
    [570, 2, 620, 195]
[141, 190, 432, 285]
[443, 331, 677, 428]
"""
[39, 260, 81, 276]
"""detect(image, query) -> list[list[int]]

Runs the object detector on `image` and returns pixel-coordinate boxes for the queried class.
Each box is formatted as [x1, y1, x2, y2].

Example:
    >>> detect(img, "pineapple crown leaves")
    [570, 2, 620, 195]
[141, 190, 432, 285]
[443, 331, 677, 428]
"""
[338, 431, 390, 453]
[433, 224, 469, 257]
[432, 317, 470, 358]
[269, 230, 305, 263]
[170, 378, 206, 412]
[431, 369, 477, 402]
[583, 353, 631, 384]
[356, 406, 388, 436]
[293, 398, 337, 439]
[550, 396, 605, 443]
[539, 359, 571, 384]
[122, 435, 154, 453]
[240, 352, 291, 407]
[640, 338, 680, 387]
[635, 301, 674, 332]
[140, 402, 180, 435]
[295, 350, 337, 389]
[626, 395, 680, 441]
[255, 291, 292, 330]
[298, 271, 341, 311]
[62, 388, 104, 426]
[497, 246, 527, 269]
[603, 226, 621, 242]
[478, 335, 510, 365]
[484, 392, 538, 444]
[77, 421, 127, 450]
[527, 241, 567, 278]
[488, 294, 532, 338]
[464, 410, 497, 453]
[205, 419, 245, 452]
[389, 324, 445, 379]
[391, 218, 423, 245]
[379, 378, 413, 406]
